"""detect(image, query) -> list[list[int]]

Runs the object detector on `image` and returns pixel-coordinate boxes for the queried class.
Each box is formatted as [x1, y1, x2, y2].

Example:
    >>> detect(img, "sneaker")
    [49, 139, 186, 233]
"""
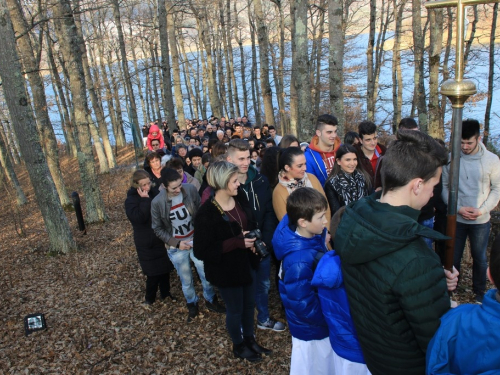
[206, 295, 226, 313]
[257, 318, 286, 332]
[187, 302, 199, 322]
[475, 294, 484, 304]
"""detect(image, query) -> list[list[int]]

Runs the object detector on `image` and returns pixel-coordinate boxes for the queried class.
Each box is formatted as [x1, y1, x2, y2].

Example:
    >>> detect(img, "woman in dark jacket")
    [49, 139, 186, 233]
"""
[193, 161, 271, 363]
[324, 144, 371, 217]
[125, 169, 174, 305]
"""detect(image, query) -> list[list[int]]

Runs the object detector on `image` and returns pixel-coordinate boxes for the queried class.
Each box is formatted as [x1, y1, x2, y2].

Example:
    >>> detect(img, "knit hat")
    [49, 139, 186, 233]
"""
[188, 148, 203, 159]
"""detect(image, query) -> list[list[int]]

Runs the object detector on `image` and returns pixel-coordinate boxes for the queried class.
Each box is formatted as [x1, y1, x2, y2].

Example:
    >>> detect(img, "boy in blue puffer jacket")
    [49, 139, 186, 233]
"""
[312, 251, 371, 374]
[273, 187, 334, 375]
[426, 234, 500, 375]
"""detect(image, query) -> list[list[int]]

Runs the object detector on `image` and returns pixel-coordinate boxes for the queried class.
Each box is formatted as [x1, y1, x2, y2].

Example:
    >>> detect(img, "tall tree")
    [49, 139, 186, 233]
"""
[0, 0, 76, 252]
[484, 2, 498, 147]
[391, 0, 405, 133]
[74, 0, 115, 171]
[329, 0, 345, 136]
[157, 0, 177, 127]
[428, 8, 444, 139]
[53, 0, 108, 223]
[0, 118, 26, 205]
[293, 0, 314, 140]
[7, 0, 71, 206]
[190, 1, 222, 117]
[167, 7, 186, 127]
[412, 0, 427, 132]
[111, 0, 142, 147]
[253, 0, 275, 125]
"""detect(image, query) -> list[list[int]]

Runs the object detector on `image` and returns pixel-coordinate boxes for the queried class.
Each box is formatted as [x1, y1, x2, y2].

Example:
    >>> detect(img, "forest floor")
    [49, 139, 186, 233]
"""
[0, 145, 492, 374]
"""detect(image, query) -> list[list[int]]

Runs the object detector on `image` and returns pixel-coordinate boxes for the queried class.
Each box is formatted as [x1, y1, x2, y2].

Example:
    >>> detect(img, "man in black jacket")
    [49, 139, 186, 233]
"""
[226, 140, 284, 332]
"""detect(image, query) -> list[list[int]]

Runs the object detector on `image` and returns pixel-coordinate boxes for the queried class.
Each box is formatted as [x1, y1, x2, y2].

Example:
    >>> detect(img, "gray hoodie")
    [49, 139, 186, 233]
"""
[442, 141, 500, 224]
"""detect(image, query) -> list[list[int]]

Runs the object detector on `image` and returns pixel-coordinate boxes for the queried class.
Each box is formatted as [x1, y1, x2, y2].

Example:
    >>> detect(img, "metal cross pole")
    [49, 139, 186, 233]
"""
[425, 0, 499, 270]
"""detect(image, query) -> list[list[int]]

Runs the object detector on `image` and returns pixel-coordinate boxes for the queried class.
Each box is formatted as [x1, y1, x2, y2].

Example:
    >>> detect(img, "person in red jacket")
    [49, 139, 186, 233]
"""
[146, 124, 165, 151]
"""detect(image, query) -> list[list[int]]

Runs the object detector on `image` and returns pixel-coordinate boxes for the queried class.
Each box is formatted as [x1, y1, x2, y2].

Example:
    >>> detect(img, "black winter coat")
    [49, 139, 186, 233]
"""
[125, 187, 173, 276]
[193, 191, 260, 287]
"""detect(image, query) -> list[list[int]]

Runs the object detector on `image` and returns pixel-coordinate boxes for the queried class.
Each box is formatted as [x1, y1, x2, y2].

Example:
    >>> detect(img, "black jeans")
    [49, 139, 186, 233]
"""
[218, 271, 256, 345]
[145, 273, 171, 303]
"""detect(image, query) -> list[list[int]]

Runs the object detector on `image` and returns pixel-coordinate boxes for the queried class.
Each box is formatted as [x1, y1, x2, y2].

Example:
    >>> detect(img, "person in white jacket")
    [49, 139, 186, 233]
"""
[442, 119, 500, 303]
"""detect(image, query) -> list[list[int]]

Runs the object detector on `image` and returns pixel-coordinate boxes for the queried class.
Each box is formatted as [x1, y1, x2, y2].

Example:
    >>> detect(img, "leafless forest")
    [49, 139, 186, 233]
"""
[0, 0, 498, 372]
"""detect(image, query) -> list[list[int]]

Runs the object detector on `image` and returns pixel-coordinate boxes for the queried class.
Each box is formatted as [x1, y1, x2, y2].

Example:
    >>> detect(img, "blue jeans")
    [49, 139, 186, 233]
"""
[453, 221, 490, 295]
[255, 255, 271, 323]
[419, 217, 435, 250]
[167, 248, 215, 304]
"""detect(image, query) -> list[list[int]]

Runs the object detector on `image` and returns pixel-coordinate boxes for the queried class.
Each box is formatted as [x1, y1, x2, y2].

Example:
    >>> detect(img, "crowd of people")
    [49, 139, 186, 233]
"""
[124, 114, 500, 374]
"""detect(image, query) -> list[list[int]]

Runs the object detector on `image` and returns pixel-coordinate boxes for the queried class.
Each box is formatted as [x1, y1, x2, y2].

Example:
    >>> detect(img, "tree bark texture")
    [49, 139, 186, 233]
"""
[7, 0, 71, 206]
[428, 8, 444, 139]
[0, 0, 77, 252]
[293, 0, 314, 140]
[412, 0, 427, 132]
[53, 0, 108, 223]
[329, 0, 345, 137]
[484, 3, 498, 147]
[253, 0, 275, 125]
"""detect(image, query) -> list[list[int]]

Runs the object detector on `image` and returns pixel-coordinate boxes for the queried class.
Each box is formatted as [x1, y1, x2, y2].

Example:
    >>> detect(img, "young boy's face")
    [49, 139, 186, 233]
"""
[302, 210, 328, 236]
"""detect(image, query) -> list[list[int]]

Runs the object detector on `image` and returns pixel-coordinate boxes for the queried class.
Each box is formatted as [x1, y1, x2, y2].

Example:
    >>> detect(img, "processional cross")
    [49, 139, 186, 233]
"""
[424, 0, 499, 270]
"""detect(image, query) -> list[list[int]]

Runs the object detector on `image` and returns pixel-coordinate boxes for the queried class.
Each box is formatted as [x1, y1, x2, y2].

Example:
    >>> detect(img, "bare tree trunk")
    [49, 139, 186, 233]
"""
[46, 32, 77, 157]
[128, 27, 148, 128]
[289, 0, 298, 135]
[2, 120, 20, 164]
[193, 6, 222, 118]
[167, 9, 186, 127]
[293, 0, 314, 140]
[97, 42, 120, 148]
[428, 8, 444, 139]
[484, 2, 498, 147]
[0, 120, 26, 205]
[440, 8, 453, 127]
[179, 35, 199, 120]
[366, 0, 376, 121]
[248, 7, 262, 125]
[0, 0, 77, 252]
[53, 0, 107, 223]
[329, 0, 345, 136]
[107, 51, 126, 147]
[73, 0, 115, 171]
[464, 5, 478, 65]
[7, 0, 71, 205]
[236, 25, 249, 118]
[391, 0, 405, 133]
[149, 43, 163, 121]
[112, 0, 142, 147]
[222, 0, 238, 118]
[412, 0, 427, 132]
[271, 0, 287, 132]
[157, 0, 177, 127]
[253, 0, 275, 125]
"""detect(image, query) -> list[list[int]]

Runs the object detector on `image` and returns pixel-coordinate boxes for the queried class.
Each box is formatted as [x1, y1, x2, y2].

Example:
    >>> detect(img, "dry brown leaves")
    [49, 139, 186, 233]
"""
[0, 146, 490, 374]
[0, 147, 290, 374]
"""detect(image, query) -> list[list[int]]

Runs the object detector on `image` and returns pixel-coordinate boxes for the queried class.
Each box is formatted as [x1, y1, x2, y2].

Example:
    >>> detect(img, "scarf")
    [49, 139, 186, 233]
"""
[278, 170, 313, 194]
[330, 170, 368, 206]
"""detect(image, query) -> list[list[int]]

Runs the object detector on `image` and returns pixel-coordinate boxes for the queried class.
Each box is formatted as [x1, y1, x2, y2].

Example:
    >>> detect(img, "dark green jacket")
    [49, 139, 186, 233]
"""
[335, 193, 450, 375]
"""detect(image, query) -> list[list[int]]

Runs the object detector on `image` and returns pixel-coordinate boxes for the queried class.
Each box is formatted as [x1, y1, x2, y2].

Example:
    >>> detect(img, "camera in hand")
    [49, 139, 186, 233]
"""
[245, 229, 269, 258]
